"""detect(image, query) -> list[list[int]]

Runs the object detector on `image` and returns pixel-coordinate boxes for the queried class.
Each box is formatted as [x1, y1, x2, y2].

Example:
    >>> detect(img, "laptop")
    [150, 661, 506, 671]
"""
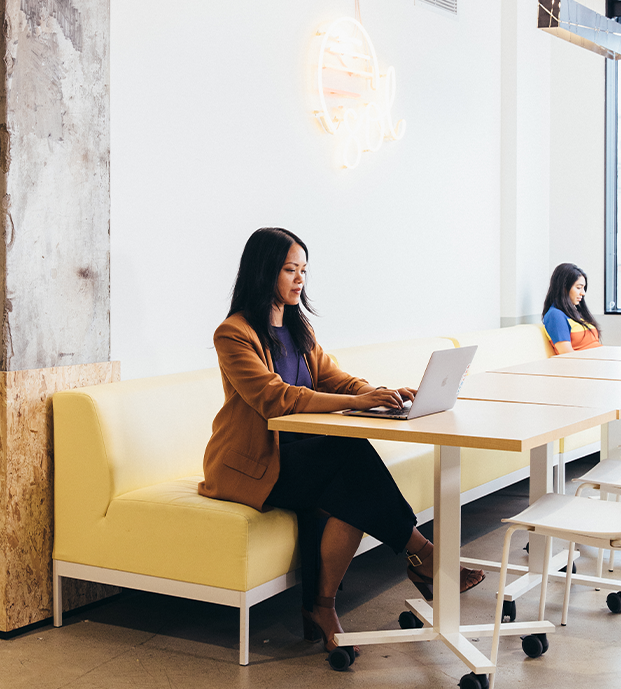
[342, 345, 477, 420]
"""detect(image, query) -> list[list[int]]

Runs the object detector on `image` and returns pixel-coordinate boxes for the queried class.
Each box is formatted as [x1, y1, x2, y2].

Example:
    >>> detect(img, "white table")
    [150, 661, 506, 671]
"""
[494, 357, 621, 382]
[268, 399, 615, 684]
[557, 345, 621, 361]
[459, 371, 621, 602]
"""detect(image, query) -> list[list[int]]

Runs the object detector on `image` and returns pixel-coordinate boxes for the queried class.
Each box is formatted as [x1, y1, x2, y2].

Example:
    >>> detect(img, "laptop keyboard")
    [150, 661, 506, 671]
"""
[382, 407, 408, 416]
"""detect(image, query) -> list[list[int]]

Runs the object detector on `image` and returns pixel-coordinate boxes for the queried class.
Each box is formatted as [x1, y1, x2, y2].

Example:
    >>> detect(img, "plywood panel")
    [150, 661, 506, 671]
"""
[0, 361, 120, 631]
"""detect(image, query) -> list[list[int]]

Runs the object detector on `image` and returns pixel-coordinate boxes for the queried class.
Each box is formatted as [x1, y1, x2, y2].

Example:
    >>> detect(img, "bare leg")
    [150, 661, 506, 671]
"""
[310, 516, 363, 648]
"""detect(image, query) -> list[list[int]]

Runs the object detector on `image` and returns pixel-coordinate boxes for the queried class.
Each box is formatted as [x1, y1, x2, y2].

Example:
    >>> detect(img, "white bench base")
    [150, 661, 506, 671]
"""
[53, 560, 301, 665]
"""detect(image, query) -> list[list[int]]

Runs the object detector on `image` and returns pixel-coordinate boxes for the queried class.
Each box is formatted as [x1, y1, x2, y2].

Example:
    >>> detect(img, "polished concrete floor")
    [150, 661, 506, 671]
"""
[2, 456, 621, 689]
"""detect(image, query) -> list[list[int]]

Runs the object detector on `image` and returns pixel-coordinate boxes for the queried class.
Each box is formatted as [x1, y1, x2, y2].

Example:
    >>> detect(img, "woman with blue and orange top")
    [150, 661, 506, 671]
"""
[542, 263, 601, 355]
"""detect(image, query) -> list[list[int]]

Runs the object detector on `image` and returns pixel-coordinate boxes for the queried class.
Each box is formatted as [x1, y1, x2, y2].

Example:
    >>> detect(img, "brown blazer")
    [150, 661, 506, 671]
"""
[198, 312, 368, 511]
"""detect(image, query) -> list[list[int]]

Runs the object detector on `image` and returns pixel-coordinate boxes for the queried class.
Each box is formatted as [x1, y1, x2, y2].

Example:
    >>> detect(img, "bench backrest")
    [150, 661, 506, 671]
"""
[330, 337, 456, 389]
[53, 369, 224, 522]
[449, 324, 554, 375]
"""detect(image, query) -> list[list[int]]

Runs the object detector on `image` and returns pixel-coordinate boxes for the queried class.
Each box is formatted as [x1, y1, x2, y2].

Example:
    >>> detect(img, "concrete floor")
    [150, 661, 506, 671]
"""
[2, 456, 621, 689]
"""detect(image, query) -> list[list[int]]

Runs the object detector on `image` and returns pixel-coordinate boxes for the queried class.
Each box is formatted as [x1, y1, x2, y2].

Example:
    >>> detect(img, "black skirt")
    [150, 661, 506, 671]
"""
[266, 434, 417, 610]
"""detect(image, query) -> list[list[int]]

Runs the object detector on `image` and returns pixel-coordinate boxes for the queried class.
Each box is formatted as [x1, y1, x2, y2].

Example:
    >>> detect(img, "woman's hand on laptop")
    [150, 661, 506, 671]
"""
[397, 387, 417, 403]
[351, 386, 416, 410]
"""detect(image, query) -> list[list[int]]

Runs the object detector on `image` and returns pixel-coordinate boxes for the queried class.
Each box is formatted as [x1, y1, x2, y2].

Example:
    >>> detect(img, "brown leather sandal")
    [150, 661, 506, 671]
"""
[406, 539, 434, 601]
[407, 540, 486, 599]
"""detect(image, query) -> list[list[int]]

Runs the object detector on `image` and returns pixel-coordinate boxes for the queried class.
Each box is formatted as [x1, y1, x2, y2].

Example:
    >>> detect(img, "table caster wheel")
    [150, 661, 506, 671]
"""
[327, 646, 355, 671]
[399, 611, 423, 629]
[606, 591, 621, 614]
[458, 671, 489, 689]
[521, 633, 548, 658]
[502, 600, 516, 622]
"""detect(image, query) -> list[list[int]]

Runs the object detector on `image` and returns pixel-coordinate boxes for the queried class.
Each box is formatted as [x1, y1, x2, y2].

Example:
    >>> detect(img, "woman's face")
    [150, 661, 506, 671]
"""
[568, 276, 586, 306]
[275, 243, 307, 308]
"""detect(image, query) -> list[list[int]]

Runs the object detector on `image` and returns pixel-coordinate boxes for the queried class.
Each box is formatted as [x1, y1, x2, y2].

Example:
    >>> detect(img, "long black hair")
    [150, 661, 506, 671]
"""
[542, 262, 600, 337]
[228, 228, 317, 356]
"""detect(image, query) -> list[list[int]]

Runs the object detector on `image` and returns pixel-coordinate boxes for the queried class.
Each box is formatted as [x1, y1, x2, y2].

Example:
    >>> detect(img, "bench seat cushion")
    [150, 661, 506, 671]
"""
[460, 448, 529, 492]
[56, 476, 300, 592]
[375, 440, 531, 509]
[371, 440, 435, 514]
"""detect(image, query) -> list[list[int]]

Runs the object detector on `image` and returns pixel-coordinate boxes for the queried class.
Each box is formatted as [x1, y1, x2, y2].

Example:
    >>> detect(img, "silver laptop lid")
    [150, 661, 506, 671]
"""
[404, 345, 477, 419]
[342, 345, 477, 420]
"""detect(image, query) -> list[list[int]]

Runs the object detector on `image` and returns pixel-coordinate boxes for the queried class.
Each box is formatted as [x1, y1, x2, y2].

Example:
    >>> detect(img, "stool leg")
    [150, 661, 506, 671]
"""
[596, 547, 605, 585]
[491, 525, 522, 688]
[561, 542, 576, 627]
[538, 536, 552, 621]
[610, 495, 620, 573]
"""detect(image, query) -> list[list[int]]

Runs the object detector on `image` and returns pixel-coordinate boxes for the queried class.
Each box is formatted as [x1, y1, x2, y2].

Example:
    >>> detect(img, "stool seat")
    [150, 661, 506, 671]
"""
[503, 492, 621, 542]
[573, 458, 621, 576]
[490, 491, 621, 688]
[572, 458, 621, 491]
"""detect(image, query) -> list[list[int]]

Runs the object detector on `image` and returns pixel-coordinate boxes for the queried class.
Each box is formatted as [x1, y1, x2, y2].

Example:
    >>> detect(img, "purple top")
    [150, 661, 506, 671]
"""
[272, 325, 313, 389]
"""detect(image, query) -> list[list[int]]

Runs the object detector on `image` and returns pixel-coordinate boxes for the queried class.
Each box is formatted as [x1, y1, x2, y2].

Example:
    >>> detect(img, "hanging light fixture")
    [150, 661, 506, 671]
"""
[538, 0, 621, 59]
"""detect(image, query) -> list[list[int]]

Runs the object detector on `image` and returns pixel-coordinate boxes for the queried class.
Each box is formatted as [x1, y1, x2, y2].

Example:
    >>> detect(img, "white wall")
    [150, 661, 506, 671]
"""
[547, 0, 621, 344]
[500, 0, 552, 326]
[110, 0, 502, 379]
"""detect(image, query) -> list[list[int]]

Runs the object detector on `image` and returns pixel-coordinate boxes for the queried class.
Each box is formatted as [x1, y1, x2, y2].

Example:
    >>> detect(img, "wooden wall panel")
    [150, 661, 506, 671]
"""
[0, 361, 121, 632]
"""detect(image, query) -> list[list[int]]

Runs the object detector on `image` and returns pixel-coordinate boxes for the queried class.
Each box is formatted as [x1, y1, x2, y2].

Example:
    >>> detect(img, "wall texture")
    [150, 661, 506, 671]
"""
[1, 0, 110, 372]
[110, 0, 502, 379]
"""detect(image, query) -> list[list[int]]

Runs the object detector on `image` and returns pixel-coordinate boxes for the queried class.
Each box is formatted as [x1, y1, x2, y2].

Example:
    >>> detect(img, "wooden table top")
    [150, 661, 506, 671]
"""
[460, 371, 621, 415]
[268, 399, 615, 453]
[557, 346, 621, 362]
[493, 357, 621, 381]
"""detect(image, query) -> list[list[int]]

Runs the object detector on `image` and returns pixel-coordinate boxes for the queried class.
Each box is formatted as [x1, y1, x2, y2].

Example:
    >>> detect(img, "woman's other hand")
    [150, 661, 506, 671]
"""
[396, 387, 417, 403]
[350, 387, 409, 410]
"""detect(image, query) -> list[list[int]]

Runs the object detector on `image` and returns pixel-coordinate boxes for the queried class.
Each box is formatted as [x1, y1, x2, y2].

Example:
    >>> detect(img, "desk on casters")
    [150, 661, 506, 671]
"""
[268, 399, 615, 687]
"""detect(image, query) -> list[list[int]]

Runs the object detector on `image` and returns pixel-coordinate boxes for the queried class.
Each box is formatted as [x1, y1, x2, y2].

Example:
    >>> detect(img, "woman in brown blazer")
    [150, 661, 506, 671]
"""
[200, 228, 484, 666]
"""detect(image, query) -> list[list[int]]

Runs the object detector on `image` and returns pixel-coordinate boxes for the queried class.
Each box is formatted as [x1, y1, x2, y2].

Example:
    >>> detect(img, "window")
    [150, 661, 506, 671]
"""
[605, 58, 621, 312]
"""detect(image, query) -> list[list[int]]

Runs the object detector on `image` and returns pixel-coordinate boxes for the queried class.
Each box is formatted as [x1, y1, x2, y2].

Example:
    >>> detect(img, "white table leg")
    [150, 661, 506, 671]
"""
[601, 420, 621, 461]
[336, 442, 552, 680]
[464, 442, 583, 600]
[434, 444, 462, 634]
[528, 443, 553, 572]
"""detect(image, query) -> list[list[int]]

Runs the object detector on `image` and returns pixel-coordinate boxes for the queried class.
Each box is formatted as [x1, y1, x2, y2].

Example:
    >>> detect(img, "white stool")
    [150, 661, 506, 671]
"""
[573, 458, 621, 577]
[489, 492, 621, 689]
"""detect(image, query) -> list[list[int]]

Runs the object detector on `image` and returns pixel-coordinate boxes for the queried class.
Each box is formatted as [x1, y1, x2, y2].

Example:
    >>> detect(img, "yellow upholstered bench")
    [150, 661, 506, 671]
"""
[52, 369, 300, 666]
[52, 326, 602, 666]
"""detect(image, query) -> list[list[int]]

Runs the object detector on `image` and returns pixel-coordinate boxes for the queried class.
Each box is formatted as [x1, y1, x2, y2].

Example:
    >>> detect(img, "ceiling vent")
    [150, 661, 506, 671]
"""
[419, 0, 458, 16]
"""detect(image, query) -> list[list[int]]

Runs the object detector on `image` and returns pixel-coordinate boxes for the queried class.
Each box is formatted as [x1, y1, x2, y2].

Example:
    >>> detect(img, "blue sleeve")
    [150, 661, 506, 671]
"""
[543, 308, 571, 344]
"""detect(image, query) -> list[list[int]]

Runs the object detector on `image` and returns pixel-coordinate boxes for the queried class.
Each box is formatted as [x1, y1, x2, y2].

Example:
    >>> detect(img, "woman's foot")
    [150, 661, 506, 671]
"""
[302, 596, 359, 656]
[313, 599, 341, 651]
[406, 539, 485, 599]
[460, 566, 485, 592]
